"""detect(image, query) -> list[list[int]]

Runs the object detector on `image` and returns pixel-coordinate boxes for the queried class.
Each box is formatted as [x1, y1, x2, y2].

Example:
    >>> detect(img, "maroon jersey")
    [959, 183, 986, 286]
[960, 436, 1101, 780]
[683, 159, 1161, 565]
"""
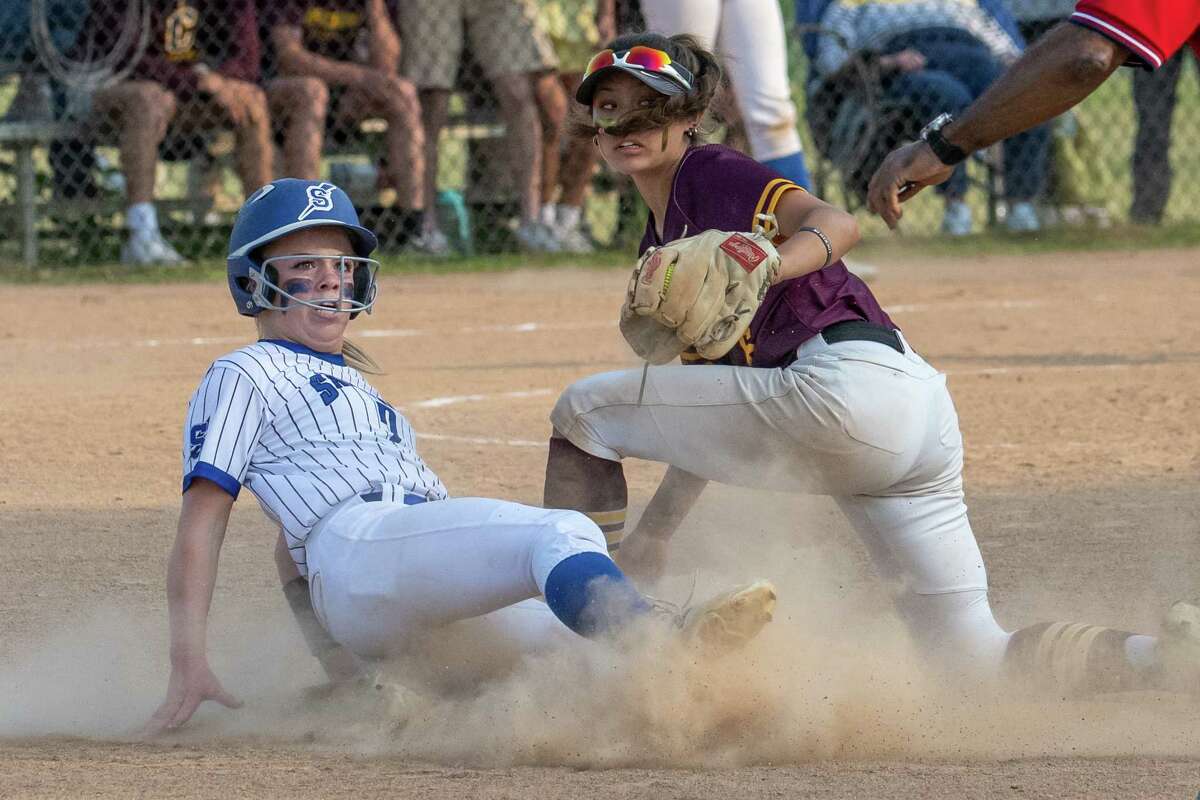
[89, 0, 261, 95]
[640, 144, 895, 369]
[265, 0, 386, 72]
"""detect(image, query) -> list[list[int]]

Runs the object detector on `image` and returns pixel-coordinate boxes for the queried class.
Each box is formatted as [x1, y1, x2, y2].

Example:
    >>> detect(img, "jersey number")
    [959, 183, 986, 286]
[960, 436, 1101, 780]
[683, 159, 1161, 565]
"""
[376, 400, 402, 444]
[310, 373, 401, 444]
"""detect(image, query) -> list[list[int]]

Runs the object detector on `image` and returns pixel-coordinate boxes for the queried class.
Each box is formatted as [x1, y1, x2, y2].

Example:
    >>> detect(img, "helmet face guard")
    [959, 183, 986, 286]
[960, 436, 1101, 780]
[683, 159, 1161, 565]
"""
[227, 179, 381, 318]
[250, 253, 380, 317]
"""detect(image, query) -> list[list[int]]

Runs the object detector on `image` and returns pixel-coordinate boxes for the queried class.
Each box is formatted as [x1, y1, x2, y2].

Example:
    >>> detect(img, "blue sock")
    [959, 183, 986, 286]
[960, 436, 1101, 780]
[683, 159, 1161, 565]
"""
[762, 152, 813, 191]
[543, 552, 651, 637]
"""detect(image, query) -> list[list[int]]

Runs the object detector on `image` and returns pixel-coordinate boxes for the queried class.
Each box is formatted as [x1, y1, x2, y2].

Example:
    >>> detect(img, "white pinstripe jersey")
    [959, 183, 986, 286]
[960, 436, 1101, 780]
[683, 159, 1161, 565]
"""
[181, 339, 448, 575]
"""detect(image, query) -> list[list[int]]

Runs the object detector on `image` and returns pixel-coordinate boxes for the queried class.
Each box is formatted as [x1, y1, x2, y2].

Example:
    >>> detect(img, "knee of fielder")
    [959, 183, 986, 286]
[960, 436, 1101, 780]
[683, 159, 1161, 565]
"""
[544, 437, 628, 552]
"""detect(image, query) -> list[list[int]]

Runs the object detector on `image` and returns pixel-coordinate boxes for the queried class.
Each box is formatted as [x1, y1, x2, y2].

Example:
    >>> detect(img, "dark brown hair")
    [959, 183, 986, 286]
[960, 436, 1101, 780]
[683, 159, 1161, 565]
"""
[567, 32, 725, 141]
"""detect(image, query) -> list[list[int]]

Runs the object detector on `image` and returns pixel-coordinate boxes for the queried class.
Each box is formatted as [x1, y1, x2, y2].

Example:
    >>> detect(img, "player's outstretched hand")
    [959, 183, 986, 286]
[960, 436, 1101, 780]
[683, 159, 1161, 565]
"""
[144, 657, 242, 736]
[867, 140, 955, 229]
[615, 532, 671, 586]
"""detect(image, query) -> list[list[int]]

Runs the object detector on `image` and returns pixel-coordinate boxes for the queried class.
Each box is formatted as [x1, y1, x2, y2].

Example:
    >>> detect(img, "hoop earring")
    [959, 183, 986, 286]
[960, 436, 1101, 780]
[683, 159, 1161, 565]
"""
[593, 134, 599, 146]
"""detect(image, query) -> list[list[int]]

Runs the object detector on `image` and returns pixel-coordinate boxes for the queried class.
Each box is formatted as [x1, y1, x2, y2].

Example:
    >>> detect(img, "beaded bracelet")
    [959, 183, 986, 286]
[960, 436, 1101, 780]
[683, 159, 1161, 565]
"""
[796, 226, 833, 269]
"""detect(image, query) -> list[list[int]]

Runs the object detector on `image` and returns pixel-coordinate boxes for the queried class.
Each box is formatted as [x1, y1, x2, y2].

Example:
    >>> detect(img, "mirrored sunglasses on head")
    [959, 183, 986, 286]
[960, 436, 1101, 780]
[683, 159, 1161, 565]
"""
[252, 253, 380, 315]
[584, 46, 694, 93]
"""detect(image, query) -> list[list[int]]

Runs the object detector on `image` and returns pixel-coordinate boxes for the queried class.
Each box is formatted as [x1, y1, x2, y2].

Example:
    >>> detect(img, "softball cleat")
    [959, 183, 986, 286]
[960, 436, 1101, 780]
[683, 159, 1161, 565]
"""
[674, 579, 777, 653]
[1158, 598, 1200, 693]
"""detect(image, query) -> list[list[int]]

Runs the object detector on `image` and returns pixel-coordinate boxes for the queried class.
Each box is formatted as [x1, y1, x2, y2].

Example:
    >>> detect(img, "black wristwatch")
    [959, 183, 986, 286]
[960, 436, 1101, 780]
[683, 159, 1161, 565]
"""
[920, 113, 968, 166]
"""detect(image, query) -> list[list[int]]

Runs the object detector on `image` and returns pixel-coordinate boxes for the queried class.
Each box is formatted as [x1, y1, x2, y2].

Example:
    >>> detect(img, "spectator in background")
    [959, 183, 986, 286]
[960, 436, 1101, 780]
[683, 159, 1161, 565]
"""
[263, 0, 425, 232]
[1008, 0, 1110, 228]
[1130, 49, 1196, 225]
[398, 0, 561, 254]
[640, 0, 813, 189]
[533, 0, 616, 253]
[91, 0, 272, 265]
[812, 0, 1048, 235]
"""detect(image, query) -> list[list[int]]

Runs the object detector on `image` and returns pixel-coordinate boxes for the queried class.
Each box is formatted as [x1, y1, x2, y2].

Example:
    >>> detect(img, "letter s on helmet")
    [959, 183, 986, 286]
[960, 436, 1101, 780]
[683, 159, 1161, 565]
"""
[226, 179, 380, 319]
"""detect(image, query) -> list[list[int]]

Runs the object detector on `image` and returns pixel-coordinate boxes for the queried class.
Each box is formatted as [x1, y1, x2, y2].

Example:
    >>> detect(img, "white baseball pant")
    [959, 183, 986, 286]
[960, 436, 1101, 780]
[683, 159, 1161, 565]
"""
[304, 496, 604, 657]
[641, 0, 804, 161]
[551, 331, 1012, 674]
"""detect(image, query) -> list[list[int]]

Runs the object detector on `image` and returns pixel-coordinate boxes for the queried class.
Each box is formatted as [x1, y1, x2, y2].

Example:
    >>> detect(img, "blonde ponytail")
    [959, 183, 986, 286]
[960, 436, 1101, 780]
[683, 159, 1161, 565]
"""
[342, 338, 382, 374]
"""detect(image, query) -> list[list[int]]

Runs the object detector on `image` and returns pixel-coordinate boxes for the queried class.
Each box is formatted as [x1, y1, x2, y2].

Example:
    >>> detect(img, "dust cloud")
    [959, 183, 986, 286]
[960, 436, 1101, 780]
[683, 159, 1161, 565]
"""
[1, 492, 1197, 767]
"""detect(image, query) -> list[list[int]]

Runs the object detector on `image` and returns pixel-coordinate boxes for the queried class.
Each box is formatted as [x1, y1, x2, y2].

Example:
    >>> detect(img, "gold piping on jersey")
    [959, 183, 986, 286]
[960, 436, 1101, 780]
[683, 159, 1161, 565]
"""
[752, 178, 791, 223]
[736, 177, 801, 366]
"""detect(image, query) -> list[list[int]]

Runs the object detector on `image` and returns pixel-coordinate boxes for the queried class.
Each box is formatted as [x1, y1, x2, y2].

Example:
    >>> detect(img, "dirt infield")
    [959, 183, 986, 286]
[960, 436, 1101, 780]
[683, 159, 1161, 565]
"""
[3, 247, 1200, 798]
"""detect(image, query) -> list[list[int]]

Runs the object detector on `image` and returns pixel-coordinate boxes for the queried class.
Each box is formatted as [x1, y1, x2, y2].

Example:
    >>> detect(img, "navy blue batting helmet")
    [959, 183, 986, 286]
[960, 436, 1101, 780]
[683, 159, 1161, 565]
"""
[227, 179, 380, 318]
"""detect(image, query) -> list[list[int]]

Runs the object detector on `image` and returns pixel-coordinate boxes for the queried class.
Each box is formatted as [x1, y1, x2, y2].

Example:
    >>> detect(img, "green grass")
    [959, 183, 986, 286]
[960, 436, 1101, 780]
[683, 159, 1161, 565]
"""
[5, 223, 1197, 285]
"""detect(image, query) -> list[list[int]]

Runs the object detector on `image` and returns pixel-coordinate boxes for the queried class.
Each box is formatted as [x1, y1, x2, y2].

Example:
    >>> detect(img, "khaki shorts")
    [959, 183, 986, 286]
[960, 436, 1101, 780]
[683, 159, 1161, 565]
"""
[399, 0, 557, 90]
[538, 0, 602, 73]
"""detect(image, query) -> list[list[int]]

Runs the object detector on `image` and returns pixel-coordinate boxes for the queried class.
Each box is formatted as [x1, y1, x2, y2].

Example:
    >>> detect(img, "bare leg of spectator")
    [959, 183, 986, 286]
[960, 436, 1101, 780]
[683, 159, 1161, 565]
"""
[535, 71, 567, 223]
[337, 78, 426, 210]
[413, 88, 451, 255]
[93, 81, 177, 207]
[1131, 51, 1185, 225]
[494, 73, 557, 251]
[221, 83, 274, 195]
[555, 72, 597, 253]
[268, 77, 329, 180]
[92, 80, 184, 265]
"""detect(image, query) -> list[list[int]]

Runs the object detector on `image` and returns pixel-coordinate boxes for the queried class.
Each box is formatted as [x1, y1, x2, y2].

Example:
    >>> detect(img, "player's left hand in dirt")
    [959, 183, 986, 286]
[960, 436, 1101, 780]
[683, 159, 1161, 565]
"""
[144, 657, 242, 735]
[621, 228, 781, 364]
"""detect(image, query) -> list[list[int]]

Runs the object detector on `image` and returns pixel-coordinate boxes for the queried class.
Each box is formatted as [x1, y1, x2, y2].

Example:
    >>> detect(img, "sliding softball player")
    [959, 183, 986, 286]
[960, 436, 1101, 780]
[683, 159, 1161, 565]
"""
[146, 178, 776, 732]
[542, 32, 1200, 697]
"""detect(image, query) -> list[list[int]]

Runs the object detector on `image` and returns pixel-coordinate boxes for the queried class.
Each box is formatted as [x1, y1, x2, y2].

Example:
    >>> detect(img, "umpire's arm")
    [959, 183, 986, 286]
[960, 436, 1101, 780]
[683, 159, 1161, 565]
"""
[866, 23, 1127, 229]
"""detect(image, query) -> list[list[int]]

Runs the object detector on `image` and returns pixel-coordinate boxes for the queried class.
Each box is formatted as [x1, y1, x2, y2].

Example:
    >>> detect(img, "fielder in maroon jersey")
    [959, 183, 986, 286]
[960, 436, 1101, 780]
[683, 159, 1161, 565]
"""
[541, 30, 1200, 698]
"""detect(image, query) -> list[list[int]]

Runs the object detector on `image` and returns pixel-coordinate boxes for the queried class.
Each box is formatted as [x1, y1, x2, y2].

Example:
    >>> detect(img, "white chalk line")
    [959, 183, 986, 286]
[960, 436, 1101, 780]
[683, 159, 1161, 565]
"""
[409, 388, 552, 409]
[417, 432, 545, 448]
[888, 298, 1043, 314]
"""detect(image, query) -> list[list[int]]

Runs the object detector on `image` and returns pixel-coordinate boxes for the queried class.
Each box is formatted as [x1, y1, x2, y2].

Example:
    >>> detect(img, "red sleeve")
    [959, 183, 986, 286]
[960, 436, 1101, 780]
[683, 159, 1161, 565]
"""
[216, 0, 262, 83]
[1071, 0, 1200, 69]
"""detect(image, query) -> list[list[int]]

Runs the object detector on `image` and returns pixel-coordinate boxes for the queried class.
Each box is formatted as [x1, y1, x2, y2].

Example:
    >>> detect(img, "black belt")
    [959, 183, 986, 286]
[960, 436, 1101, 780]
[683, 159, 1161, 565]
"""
[820, 320, 904, 354]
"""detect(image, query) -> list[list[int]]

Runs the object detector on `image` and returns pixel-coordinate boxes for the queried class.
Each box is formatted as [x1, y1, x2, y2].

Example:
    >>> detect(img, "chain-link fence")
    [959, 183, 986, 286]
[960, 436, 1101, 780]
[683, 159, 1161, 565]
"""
[0, 0, 1197, 268]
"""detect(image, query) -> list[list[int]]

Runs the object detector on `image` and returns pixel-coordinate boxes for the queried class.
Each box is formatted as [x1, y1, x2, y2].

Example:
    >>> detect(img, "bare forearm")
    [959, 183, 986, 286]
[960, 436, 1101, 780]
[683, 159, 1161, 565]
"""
[273, 27, 364, 86]
[167, 520, 226, 658]
[945, 23, 1125, 153]
[631, 467, 707, 541]
[776, 204, 860, 282]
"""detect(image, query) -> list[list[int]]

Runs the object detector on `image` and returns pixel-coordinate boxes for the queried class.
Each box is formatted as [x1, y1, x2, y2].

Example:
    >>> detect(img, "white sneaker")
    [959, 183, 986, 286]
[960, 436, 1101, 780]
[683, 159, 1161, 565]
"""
[941, 200, 972, 237]
[556, 225, 595, 254]
[409, 228, 452, 257]
[653, 579, 777, 654]
[515, 220, 562, 253]
[1005, 201, 1041, 233]
[1159, 599, 1200, 693]
[121, 232, 186, 266]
